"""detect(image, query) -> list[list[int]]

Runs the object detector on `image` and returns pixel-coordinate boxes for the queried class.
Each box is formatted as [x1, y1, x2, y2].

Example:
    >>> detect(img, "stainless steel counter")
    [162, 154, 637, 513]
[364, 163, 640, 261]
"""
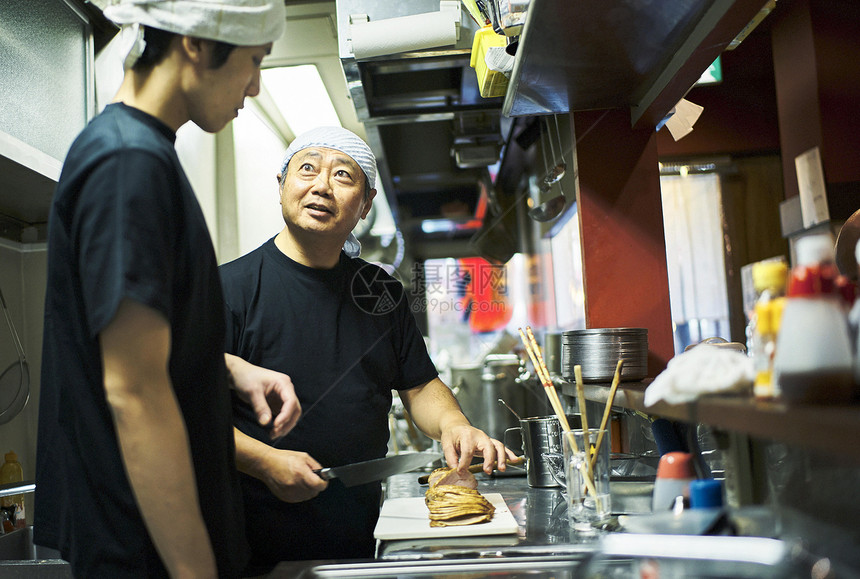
[267, 470, 834, 578]
[0, 471, 844, 578]
[378, 470, 653, 560]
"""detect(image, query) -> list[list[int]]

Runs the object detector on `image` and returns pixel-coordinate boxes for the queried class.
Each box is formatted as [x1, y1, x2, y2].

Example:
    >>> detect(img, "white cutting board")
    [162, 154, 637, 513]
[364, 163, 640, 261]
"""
[374, 493, 519, 540]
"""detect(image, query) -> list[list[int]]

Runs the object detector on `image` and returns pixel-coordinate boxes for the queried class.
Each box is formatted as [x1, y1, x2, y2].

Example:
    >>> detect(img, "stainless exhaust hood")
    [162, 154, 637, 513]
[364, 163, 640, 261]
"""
[336, 0, 507, 258]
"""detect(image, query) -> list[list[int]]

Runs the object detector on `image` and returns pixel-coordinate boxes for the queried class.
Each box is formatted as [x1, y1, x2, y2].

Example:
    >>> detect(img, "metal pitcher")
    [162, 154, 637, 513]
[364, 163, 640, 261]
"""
[505, 414, 581, 488]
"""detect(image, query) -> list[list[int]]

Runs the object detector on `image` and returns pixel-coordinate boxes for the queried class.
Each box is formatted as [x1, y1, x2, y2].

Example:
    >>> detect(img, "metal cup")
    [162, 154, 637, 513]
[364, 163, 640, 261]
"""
[505, 414, 580, 488]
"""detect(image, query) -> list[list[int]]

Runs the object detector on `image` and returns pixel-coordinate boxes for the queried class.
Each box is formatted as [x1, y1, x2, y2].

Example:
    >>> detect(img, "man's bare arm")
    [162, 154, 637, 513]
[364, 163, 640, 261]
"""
[101, 299, 216, 579]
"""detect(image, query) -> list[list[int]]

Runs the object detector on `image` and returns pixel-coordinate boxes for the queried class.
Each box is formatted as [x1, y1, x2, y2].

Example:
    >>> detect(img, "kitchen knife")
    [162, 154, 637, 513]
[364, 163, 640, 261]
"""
[315, 452, 443, 487]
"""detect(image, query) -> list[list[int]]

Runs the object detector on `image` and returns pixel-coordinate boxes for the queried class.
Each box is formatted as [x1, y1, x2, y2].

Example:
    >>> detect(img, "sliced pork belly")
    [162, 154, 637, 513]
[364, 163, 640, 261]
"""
[426, 467, 479, 489]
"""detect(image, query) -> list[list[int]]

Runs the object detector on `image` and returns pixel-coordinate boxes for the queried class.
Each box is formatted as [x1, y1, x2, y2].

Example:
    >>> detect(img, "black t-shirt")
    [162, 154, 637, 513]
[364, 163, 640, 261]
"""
[35, 103, 247, 578]
[220, 239, 438, 570]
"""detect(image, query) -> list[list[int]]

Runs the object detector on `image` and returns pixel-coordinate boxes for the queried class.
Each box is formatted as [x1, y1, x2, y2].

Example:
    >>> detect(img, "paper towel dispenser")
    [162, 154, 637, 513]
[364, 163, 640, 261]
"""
[345, 1, 462, 60]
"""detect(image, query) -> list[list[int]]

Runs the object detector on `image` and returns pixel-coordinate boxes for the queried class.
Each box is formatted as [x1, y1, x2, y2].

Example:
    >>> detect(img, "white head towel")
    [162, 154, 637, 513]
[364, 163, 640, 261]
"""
[104, 0, 286, 69]
[280, 127, 378, 258]
[280, 126, 377, 190]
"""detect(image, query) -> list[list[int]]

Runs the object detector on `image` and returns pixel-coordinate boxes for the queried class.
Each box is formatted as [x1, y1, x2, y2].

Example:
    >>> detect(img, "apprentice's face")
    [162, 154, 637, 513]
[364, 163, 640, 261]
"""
[187, 41, 271, 133]
[278, 147, 376, 241]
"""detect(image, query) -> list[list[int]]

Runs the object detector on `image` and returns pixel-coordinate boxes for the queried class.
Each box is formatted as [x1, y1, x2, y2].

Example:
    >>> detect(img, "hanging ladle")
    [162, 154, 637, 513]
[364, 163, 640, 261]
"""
[0, 285, 29, 425]
[528, 115, 568, 222]
[498, 398, 522, 422]
[528, 194, 567, 223]
[543, 114, 567, 186]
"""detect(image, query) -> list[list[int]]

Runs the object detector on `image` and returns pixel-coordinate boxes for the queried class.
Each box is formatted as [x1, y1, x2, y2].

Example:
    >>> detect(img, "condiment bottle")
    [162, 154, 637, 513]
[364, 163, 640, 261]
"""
[651, 451, 696, 511]
[773, 234, 854, 403]
[0, 451, 25, 532]
[750, 260, 788, 400]
[851, 239, 860, 388]
[689, 479, 724, 509]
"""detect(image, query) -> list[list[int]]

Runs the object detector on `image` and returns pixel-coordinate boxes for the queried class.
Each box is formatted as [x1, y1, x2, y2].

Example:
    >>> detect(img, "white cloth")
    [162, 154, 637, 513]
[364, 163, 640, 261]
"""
[116, 23, 148, 70]
[644, 345, 754, 407]
[343, 232, 362, 258]
[103, 0, 286, 46]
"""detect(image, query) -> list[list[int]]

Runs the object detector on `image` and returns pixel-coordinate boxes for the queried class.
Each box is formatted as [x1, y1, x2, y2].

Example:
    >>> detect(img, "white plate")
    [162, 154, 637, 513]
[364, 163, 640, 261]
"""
[374, 492, 519, 540]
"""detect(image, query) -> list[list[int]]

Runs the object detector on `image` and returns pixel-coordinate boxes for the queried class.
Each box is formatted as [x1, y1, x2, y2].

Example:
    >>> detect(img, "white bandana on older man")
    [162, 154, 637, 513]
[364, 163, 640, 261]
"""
[280, 127, 378, 258]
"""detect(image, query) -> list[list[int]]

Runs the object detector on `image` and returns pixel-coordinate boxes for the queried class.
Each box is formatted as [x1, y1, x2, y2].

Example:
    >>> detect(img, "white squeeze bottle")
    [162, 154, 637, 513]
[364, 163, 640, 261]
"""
[773, 234, 854, 403]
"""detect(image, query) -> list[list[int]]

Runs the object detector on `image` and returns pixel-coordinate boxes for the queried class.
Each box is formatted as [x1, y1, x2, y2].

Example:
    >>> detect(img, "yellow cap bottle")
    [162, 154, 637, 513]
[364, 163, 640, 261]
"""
[750, 260, 788, 400]
[0, 451, 25, 531]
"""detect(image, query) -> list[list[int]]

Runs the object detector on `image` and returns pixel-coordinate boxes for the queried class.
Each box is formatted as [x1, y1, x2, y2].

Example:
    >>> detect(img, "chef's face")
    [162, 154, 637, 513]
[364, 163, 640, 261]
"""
[278, 147, 376, 241]
[187, 41, 271, 133]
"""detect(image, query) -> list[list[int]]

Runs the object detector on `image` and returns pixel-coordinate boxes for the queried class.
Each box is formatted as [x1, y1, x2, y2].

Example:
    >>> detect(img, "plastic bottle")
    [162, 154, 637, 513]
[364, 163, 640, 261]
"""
[749, 260, 788, 400]
[0, 451, 25, 532]
[773, 234, 854, 403]
[850, 239, 860, 388]
[651, 451, 696, 511]
[689, 479, 724, 509]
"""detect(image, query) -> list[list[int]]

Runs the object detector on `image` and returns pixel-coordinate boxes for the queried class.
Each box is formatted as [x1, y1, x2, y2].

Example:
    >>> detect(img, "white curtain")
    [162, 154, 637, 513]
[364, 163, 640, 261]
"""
[660, 173, 729, 342]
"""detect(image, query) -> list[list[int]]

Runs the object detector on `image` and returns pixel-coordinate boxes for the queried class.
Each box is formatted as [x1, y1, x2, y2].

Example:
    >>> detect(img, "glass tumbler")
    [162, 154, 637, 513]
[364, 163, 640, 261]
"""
[562, 429, 612, 532]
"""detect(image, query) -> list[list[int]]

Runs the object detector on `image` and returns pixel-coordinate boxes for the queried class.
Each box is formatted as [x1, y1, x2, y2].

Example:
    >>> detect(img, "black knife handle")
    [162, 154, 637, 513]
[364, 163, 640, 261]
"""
[314, 468, 334, 481]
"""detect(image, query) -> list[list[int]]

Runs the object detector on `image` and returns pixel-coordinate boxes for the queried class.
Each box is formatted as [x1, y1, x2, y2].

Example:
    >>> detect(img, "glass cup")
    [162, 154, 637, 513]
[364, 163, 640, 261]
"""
[562, 429, 612, 532]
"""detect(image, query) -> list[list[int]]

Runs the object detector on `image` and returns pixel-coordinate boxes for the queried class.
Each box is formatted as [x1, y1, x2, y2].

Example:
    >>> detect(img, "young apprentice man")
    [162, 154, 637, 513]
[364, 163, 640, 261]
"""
[34, 1, 300, 577]
[220, 126, 518, 574]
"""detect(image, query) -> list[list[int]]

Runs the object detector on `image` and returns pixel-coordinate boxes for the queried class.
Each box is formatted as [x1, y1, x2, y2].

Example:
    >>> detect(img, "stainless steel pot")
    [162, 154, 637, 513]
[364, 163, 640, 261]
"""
[451, 356, 528, 442]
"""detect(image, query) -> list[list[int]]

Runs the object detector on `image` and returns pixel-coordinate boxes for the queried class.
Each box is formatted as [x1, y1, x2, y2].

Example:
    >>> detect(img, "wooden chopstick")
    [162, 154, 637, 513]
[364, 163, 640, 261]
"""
[519, 328, 572, 433]
[573, 364, 595, 481]
[519, 327, 601, 501]
[574, 365, 590, 439]
[591, 359, 624, 470]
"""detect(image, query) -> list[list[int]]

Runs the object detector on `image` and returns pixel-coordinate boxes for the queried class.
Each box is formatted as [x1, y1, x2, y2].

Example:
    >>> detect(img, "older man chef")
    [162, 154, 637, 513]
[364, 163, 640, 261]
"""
[220, 126, 516, 573]
[34, 1, 301, 577]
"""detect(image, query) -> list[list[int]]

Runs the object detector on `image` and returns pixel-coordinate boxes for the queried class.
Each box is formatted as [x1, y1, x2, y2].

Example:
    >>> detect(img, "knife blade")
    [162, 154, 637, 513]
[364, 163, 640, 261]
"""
[315, 452, 443, 487]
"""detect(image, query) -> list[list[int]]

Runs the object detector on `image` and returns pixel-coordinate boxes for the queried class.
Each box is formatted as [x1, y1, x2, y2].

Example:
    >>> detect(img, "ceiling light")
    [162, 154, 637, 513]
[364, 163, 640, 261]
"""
[261, 65, 341, 135]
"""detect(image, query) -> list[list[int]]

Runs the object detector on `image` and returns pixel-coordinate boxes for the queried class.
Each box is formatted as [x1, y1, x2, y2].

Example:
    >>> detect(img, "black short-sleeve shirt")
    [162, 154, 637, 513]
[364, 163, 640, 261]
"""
[219, 239, 438, 571]
[35, 103, 247, 578]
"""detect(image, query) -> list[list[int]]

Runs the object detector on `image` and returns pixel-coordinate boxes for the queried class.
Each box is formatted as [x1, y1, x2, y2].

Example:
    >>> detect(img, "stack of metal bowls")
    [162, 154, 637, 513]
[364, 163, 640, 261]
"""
[561, 328, 648, 383]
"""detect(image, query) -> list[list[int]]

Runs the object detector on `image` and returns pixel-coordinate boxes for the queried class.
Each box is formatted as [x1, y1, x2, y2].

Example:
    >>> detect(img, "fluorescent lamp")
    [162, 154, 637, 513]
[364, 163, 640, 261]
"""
[258, 65, 398, 240]
[421, 219, 458, 234]
[261, 65, 341, 135]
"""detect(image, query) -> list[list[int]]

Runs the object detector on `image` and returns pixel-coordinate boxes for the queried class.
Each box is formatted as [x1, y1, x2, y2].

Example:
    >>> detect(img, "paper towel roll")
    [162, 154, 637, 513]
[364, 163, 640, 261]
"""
[351, 11, 457, 60]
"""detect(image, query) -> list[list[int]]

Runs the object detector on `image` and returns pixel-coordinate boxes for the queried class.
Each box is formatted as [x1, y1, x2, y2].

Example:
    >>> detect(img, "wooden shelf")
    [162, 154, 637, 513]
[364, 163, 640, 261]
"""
[561, 380, 860, 464]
